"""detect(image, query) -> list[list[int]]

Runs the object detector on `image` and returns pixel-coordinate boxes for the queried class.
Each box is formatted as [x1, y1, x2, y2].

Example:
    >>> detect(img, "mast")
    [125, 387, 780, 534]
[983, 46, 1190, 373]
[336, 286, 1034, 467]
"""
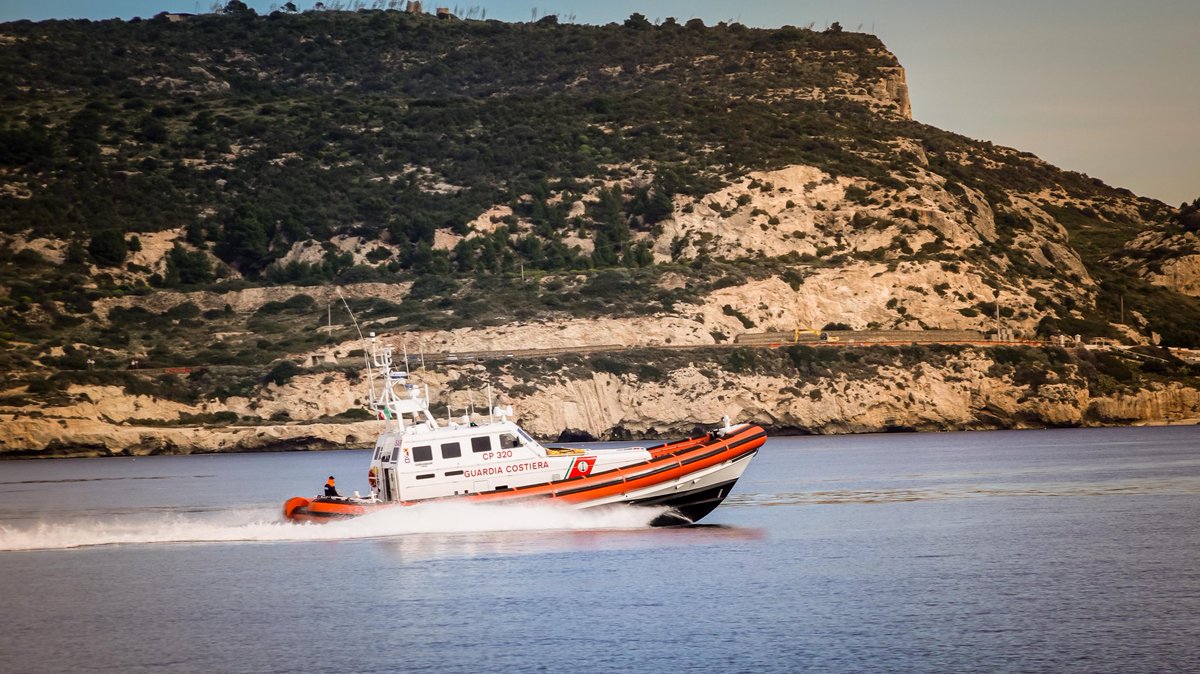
[367, 334, 440, 433]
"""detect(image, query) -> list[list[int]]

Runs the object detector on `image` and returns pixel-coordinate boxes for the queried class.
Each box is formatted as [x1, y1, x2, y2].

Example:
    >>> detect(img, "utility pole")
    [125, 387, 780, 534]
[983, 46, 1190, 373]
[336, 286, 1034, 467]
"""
[994, 292, 1001, 341]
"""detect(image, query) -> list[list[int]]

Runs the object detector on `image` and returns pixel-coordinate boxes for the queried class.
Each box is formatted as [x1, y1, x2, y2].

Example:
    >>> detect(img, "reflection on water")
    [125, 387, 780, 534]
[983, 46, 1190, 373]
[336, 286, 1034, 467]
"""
[730, 476, 1200, 505]
[886, 456, 1200, 482]
[375, 524, 765, 561]
[0, 474, 216, 486]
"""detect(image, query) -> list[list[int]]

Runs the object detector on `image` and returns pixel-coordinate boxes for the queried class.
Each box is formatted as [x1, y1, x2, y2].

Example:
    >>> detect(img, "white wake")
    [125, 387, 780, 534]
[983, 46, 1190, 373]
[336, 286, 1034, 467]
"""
[0, 501, 668, 552]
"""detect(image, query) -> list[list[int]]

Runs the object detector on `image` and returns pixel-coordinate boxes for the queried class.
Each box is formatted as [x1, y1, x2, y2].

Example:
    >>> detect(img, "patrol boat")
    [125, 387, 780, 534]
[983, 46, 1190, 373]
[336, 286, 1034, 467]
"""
[283, 335, 765, 526]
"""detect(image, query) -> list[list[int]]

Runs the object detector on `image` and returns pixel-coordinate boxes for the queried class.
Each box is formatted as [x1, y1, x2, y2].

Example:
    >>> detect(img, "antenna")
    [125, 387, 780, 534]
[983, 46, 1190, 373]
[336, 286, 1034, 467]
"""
[336, 288, 376, 409]
[336, 288, 369, 367]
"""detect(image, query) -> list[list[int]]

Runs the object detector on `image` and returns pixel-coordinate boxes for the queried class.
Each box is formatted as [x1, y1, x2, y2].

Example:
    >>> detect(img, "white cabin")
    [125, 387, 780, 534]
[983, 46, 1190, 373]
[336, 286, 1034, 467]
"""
[362, 335, 649, 503]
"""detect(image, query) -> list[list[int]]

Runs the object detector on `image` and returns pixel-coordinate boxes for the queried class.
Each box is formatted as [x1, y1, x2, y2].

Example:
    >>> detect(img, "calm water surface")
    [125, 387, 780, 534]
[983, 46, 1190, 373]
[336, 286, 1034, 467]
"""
[1, 426, 1198, 673]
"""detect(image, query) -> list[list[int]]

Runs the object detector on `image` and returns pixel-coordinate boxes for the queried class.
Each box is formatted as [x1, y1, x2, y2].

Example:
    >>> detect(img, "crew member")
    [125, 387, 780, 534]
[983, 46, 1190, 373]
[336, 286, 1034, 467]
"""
[324, 475, 340, 497]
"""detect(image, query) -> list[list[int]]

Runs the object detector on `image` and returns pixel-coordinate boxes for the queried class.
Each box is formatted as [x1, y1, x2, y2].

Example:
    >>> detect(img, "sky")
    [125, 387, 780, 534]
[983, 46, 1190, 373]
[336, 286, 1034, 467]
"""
[1, 0, 1197, 206]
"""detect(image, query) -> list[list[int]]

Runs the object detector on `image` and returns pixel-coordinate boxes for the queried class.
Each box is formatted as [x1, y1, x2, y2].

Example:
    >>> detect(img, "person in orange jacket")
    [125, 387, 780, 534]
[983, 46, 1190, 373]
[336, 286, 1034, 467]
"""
[324, 475, 340, 498]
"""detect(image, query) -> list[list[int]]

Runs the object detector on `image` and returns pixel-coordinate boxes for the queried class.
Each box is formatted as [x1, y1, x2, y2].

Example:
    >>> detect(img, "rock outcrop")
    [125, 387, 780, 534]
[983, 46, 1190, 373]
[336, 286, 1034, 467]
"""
[1112, 227, 1200, 298]
[0, 416, 378, 459]
[92, 281, 413, 316]
[4, 349, 1197, 458]
[509, 355, 1199, 438]
[875, 66, 912, 119]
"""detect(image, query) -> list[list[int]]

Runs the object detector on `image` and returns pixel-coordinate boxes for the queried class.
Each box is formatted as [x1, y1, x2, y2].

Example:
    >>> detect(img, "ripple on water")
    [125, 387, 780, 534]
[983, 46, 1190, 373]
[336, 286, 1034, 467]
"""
[727, 476, 1200, 506]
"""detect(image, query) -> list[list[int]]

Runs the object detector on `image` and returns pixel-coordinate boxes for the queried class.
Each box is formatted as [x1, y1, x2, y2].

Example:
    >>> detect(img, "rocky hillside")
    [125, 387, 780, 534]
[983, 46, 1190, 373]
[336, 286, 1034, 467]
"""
[1, 7, 1199, 456]
[5, 342, 1199, 458]
[1110, 199, 1200, 298]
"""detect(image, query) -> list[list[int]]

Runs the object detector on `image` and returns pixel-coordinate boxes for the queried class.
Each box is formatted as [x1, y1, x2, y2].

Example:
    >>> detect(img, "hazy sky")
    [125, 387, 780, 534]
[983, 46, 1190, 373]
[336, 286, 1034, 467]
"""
[2, 0, 1197, 206]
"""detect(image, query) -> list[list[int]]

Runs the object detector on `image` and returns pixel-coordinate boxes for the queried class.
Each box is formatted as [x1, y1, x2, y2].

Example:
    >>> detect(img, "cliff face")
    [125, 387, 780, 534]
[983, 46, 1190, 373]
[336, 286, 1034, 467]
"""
[877, 66, 912, 119]
[0, 416, 380, 459]
[4, 348, 1197, 458]
[506, 352, 1200, 437]
[1112, 227, 1200, 298]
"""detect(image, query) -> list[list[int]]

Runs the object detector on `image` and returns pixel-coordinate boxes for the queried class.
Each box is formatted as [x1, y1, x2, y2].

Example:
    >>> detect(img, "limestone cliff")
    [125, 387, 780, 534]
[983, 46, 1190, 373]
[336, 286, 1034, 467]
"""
[1111, 227, 1200, 298]
[504, 351, 1200, 437]
[3, 347, 1197, 458]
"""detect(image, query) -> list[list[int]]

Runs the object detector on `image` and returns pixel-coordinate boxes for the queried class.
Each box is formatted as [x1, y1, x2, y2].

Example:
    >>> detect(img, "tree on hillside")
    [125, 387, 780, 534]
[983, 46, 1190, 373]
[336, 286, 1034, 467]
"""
[216, 205, 271, 274]
[222, 1, 255, 15]
[624, 13, 651, 29]
[1179, 198, 1200, 232]
[135, 115, 168, 144]
[163, 243, 214, 286]
[88, 229, 127, 267]
[64, 240, 87, 266]
[66, 109, 102, 159]
[0, 124, 56, 167]
[627, 185, 673, 227]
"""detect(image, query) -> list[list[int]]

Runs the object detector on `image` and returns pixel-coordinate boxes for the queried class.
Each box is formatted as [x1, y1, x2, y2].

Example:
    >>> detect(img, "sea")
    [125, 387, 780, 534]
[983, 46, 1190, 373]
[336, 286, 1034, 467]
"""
[1, 425, 1198, 673]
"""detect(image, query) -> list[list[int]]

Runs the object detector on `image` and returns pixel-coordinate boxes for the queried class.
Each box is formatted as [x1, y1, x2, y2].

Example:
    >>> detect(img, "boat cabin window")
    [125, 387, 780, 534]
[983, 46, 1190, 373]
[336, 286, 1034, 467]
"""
[500, 433, 522, 449]
[412, 445, 432, 463]
[471, 436, 491, 453]
[441, 442, 461, 460]
[376, 438, 395, 463]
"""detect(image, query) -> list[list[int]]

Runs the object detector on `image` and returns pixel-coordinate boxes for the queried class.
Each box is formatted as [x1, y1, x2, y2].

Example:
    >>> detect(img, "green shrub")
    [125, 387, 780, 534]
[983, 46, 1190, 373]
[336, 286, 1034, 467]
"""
[589, 356, 633, 376]
[263, 360, 303, 386]
[1094, 352, 1135, 383]
[88, 230, 128, 267]
[722, 304, 755, 329]
[725, 348, 764, 373]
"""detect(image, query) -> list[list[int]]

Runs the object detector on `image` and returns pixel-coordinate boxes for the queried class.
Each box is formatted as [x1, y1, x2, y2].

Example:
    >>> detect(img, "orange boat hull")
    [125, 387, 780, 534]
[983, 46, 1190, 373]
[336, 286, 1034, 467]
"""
[282, 496, 383, 523]
[283, 424, 765, 526]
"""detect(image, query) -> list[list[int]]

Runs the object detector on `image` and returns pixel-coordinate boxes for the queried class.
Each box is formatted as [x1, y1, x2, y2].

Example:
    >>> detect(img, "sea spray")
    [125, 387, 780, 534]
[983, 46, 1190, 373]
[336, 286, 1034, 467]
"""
[0, 500, 668, 552]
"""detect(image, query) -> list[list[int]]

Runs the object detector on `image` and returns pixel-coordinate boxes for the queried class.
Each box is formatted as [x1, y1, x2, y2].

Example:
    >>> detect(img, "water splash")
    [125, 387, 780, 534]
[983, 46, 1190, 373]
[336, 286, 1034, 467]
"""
[0, 501, 668, 552]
